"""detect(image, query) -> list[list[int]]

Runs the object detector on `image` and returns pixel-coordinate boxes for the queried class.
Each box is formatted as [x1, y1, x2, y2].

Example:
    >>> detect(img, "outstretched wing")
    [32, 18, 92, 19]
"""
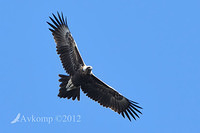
[47, 12, 85, 75]
[81, 74, 142, 121]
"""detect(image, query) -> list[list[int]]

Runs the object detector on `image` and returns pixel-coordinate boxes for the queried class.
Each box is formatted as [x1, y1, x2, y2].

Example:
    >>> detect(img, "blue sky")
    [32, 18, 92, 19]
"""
[1, 0, 200, 132]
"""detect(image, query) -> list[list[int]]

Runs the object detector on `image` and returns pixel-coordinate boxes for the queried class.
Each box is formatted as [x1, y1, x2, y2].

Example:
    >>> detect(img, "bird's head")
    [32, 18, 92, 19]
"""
[82, 65, 93, 74]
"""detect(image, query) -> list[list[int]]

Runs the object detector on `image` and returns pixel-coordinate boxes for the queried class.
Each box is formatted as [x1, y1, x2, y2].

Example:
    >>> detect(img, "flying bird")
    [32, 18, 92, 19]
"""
[47, 12, 142, 121]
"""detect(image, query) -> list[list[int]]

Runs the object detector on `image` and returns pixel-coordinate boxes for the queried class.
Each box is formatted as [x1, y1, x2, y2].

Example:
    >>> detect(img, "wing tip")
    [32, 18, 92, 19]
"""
[47, 12, 69, 31]
[120, 99, 142, 121]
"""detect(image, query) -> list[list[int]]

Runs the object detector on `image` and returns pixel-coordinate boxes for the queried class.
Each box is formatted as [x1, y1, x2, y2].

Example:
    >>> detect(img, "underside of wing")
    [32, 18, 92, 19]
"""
[81, 74, 142, 121]
[47, 12, 85, 75]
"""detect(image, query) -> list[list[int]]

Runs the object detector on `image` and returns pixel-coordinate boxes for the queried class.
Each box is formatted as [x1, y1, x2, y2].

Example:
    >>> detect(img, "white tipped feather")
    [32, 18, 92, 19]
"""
[66, 78, 76, 91]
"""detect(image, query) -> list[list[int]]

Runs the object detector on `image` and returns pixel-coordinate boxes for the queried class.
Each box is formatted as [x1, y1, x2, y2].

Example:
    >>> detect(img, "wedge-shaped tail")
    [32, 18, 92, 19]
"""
[58, 74, 80, 101]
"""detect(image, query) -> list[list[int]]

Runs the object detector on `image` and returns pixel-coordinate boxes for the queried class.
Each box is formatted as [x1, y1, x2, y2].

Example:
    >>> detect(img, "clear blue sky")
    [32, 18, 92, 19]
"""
[1, 0, 200, 132]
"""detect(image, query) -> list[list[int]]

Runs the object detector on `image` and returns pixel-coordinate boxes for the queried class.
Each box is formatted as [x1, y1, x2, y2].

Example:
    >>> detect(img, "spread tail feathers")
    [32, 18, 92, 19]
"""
[58, 74, 80, 101]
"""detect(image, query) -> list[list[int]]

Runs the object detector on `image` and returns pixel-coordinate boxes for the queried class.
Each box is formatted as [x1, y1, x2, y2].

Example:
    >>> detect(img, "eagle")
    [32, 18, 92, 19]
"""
[47, 12, 142, 121]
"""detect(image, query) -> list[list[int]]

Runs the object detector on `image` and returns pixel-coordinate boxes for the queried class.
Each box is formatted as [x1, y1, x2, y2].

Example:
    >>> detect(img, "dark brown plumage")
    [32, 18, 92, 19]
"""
[47, 12, 142, 121]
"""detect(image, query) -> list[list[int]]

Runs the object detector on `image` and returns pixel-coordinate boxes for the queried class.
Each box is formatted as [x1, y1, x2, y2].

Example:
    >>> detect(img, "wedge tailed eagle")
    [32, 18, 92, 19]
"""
[47, 12, 142, 121]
